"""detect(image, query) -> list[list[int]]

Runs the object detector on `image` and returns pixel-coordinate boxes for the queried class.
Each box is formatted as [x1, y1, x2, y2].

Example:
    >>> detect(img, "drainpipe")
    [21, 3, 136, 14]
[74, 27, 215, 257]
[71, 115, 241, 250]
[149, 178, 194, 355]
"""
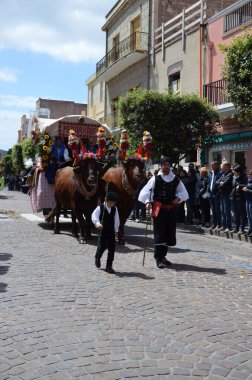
[104, 30, 108, 118]
[199, 25, 203, 100]
[147, 0, 152, 90]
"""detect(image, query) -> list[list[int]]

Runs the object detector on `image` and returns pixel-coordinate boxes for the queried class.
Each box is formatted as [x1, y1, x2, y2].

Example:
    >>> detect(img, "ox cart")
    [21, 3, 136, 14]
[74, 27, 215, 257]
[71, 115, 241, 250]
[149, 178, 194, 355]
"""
[29, 115, 102, 216]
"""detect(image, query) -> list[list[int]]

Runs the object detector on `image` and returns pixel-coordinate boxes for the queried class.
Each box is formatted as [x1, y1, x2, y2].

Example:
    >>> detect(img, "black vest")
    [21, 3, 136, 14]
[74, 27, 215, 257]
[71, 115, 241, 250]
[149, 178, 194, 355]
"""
[153, 175, 179, 204]
[99, 205, 116, 235]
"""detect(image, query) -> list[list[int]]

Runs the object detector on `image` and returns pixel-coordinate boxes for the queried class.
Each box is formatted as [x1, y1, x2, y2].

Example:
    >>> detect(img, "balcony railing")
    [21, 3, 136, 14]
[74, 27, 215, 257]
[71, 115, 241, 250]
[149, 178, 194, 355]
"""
[224, 1, 252, 32]
[203, 79, 229, 106]
[96, 32, 148, 78]
[99, 111, 119, 130]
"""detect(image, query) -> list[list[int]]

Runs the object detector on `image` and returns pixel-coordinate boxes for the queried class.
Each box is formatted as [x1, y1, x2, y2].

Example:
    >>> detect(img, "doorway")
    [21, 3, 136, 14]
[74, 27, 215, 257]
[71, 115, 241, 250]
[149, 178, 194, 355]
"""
[131, 16, 141, 50]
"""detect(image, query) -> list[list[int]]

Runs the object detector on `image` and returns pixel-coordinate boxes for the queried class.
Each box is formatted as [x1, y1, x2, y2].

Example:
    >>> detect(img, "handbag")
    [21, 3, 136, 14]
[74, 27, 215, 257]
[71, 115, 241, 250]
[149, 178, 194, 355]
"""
[202, 191, 210, 199]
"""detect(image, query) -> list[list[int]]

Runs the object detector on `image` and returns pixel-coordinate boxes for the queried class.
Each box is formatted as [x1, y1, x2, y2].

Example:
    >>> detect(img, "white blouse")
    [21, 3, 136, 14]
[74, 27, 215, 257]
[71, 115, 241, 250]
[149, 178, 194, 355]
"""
[138, 170, 189, 204]
[91, 204, 120, 232]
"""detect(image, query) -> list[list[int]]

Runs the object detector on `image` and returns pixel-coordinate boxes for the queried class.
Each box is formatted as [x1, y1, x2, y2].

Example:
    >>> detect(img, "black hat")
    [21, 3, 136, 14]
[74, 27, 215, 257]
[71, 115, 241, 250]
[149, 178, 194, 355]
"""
[106, 191, 119, 201]
[160, 156, 172, 165]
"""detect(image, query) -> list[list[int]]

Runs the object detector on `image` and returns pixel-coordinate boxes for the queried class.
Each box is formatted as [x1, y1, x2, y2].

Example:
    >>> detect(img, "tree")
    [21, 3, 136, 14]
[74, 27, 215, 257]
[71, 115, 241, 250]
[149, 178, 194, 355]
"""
[220, 32, 252, 124]
[11, 144, 25, 173]
[21, 138, 35, 161]
[117, 89, 219, 163]
[1, 152, 14, 174]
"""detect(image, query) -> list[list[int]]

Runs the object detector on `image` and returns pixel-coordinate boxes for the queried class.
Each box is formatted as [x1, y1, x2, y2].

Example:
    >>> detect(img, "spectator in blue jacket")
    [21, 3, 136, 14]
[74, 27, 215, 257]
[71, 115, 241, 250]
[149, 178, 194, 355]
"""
[208, 161, 222, 230]
[230, 165, 247, 235]
[242, 169, 252, 237]
[215, 162, 233, 232]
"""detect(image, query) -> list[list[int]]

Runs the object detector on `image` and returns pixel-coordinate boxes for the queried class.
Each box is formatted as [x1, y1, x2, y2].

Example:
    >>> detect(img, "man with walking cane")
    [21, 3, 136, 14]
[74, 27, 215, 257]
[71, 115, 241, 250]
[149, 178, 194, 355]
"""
[92, 192, 120, 273]
[139, 157, 188, 269]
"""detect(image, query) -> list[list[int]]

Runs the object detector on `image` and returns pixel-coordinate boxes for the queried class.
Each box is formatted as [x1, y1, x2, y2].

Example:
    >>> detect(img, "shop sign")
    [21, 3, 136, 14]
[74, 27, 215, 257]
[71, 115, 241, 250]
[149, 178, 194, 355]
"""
[211, 141, 252, 151]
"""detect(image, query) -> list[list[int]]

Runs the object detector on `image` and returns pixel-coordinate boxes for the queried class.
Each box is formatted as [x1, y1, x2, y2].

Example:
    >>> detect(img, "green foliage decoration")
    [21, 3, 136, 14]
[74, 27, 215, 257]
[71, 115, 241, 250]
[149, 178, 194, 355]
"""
[35, 131, 54, 171]
[220, 32, 252, 124]
[117, 89, 219, 163]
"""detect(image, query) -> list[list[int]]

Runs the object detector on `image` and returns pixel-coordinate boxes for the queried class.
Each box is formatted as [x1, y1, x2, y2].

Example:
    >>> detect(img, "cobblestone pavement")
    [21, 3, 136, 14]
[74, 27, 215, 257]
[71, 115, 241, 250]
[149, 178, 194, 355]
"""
[1, 190, 252, 380]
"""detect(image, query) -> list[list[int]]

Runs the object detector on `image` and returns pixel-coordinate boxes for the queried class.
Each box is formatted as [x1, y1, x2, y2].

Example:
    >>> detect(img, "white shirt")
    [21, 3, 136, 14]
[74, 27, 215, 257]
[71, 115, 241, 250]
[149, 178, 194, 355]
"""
[91, 204, 120, 232]
[138, 170, 189, 204]
[210, 170, 215, 192]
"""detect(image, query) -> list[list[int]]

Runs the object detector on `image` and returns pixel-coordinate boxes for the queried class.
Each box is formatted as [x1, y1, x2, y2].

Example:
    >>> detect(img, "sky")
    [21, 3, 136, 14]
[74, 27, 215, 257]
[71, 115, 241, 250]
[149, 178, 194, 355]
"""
[0, 0, 116, 151]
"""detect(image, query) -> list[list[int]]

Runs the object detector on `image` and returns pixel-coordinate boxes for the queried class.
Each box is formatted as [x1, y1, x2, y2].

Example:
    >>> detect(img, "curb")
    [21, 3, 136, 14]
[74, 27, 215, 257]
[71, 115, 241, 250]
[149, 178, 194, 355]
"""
[177, 222, 252, 244]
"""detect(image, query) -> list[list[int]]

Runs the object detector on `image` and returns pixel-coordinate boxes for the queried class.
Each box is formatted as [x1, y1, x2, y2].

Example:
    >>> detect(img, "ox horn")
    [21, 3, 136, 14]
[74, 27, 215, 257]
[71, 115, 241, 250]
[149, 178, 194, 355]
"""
[73, 166, 80, 173]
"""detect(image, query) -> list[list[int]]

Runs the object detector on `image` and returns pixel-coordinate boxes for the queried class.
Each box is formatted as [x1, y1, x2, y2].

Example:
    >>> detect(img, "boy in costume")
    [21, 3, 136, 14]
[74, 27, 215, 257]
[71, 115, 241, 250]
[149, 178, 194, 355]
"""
[92, 192, 120, 273]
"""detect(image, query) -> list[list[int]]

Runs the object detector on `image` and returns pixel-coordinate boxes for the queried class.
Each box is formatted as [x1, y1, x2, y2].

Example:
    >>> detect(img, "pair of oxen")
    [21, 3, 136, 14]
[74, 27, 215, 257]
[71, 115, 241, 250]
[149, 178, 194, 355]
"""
[46, 155, 146, 244]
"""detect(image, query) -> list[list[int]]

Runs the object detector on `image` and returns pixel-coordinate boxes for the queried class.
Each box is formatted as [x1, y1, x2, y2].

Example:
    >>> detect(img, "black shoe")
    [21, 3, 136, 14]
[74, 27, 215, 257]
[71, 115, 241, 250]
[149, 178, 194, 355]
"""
[231, 228, 239, 234]
[95, 257, 101, 268]
[209, 224, 216, 230]
[156, 260, 166, 269]
[162, 257, 172, 267]
[156, 258, 172, 269]
[105, 266, 115, 274]
[245, 230, 252, 237]
[238, 229, 245, 235]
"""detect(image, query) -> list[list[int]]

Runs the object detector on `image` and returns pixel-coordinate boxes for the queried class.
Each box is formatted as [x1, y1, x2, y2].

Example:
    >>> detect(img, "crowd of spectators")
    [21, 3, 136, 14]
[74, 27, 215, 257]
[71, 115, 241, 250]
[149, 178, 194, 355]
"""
[129, 161, 252, 238]
[176, 161, 252, 238]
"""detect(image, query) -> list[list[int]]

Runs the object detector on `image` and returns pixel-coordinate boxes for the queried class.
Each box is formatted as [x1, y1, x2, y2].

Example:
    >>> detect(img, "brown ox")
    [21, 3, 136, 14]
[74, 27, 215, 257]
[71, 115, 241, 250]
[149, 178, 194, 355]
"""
[100, 158, 146, 244]
[53, 157, 100, 244]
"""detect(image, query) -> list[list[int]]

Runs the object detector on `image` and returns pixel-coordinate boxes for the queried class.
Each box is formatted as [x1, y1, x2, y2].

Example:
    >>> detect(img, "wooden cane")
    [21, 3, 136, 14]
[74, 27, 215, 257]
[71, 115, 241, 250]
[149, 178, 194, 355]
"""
[142, 213, 150, 266]
[142, 190, 152, 266]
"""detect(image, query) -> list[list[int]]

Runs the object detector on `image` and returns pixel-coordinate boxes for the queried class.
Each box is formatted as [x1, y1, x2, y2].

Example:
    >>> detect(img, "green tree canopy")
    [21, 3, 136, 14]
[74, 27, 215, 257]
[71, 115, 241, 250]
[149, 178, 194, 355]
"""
[220, 32, 252, 124]
[117, 89, 219, 163]
[12, 144, 25, 174]
[1, 152, 14, 174]
[21, 137, 36, 161]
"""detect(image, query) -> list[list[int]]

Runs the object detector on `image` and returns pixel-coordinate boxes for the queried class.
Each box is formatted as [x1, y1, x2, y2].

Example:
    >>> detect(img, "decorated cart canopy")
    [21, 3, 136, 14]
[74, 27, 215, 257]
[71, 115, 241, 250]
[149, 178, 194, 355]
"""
[43, 115, 109, 143]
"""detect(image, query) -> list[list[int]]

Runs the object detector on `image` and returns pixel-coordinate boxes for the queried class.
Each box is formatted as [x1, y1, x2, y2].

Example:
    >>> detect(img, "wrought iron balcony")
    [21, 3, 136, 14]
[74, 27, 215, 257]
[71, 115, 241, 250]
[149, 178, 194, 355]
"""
[224, 1, 252, 32]
[203, 79, 229, 106]
[96, 32, 148, 78]
[99, 111, 119, 130]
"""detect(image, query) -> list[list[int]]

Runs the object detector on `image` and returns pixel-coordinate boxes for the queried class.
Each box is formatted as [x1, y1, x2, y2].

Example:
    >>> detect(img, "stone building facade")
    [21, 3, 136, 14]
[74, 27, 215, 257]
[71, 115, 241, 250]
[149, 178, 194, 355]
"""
[36, 98, 87, 120]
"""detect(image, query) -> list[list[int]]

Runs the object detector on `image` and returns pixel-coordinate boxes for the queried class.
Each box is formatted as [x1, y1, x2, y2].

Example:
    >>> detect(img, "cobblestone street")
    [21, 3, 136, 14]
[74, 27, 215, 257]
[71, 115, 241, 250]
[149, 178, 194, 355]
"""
[0, 190, 252, 380]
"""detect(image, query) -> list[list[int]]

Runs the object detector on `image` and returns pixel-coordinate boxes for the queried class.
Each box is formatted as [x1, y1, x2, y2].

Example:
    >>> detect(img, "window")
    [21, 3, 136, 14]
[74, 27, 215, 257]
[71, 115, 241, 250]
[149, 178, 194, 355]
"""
[169, 72, 180, 95]
[112, 34, 120, 62]
[131, 16, 141, 50]
[212, 152, 222, 165]
[231, 150, 246, 168]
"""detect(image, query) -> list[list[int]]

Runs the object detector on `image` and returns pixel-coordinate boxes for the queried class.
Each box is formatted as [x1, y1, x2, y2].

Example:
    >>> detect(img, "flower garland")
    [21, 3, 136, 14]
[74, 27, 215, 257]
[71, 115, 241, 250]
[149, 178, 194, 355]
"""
[96, 127, 106, 158]
[143, 131, 152, 159]
[35, 131, 53, 171]
[68, 129, 79, 160]
[105, 135, 119, 157]
[120, 129, 129, 160]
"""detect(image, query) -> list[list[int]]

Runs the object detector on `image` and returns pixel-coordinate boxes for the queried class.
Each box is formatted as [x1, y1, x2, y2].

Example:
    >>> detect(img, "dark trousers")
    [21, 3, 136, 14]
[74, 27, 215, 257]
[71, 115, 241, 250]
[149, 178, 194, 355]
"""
[246, 200, 252, 231]
[177, 202, 185, 223]
[199, 198, 211, 224]
[231, 198, 247, 230]
[220, 196, 232, 230]
[209, 195, 221, 226]
[153, 208, 176, 261]
[96, 236, 115, 266]
[154, 244, 168, 261]
[134, 201, 146, 220]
